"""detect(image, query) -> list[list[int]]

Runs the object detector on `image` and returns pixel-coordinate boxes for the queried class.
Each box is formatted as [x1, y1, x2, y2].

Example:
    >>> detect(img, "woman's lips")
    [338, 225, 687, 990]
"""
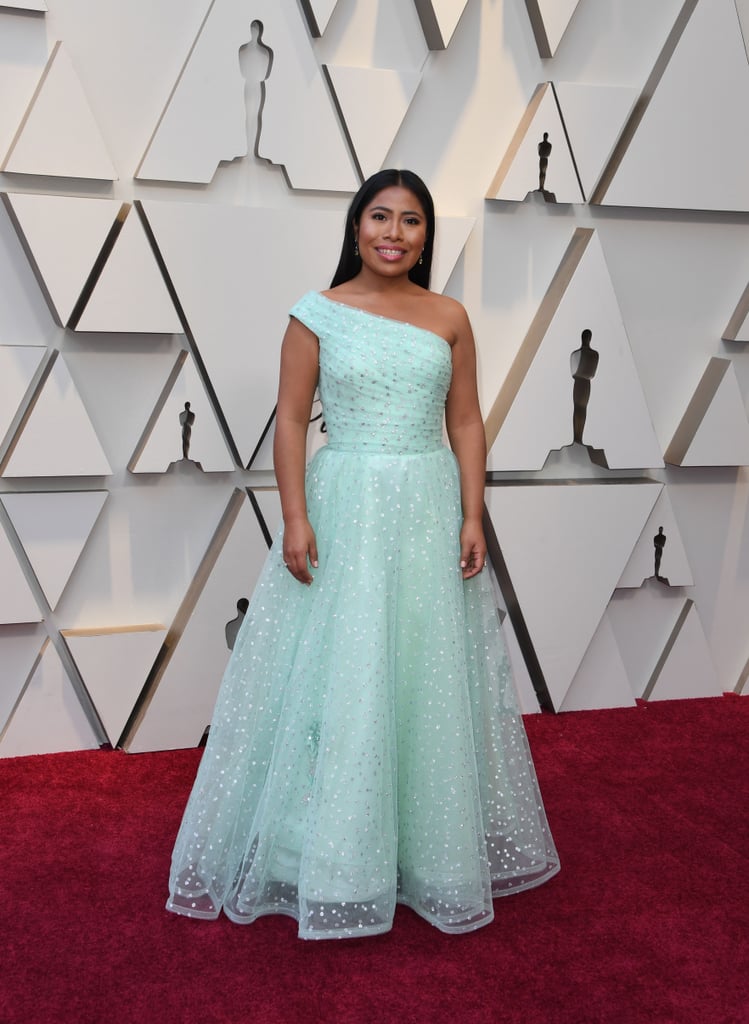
[375, 247, 406, 261]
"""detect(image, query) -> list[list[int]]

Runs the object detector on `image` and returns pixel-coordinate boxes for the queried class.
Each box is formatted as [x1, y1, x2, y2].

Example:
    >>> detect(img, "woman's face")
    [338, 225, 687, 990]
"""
[354, 186, 427, 280]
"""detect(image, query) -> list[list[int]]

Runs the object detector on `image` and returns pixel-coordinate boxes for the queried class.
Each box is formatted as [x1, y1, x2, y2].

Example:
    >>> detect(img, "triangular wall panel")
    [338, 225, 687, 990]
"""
[736, 0, 749, 59]
[2, 41, 116, 180]
[413, 0, 469, 49]
[300, 0, 340, 36]
[607, 583, 688, 699]
[617, 489, 694, 588]
[324, 65, 421, 181]
[1, 0, 47, 8]
[554, 83, 638, 199]
[723, 280, 749, 342]
[0, 521, 42, 624]
[62, 626, 166, 746]
[250, 486, 283, 541]
[665, 358, 749, 467]
[0, 639, 99, 757]
[524, 0, 582, 57]
[2, 352, 112, 477]
[1, 491, 108, 609]
[487, 230, 663, 471]
[0, 346, 46, 449]
[3, 193, 120, 327]
[603, 0, 749, 211]
[129, 353, 236, 473]
[487, 83, 583, 204]
[559, 612, 636, 712]
[126, 492, 272, 751]
[137, 0, 357, 191]
[432, 216, 475, 294]
[644, 600, 722, 701]
[0, 23, 49, 164]
[0, 628, 45, 735]
[74, 208, 182, 334]
[486, 480, 662, 709]
[140, 201, 342, 466]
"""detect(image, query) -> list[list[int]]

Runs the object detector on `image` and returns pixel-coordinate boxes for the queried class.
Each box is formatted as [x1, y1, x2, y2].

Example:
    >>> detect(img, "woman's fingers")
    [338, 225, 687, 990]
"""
[283, 549, 315, 585]
[282, 523, 318, 585]
[460, 545, 487, 579]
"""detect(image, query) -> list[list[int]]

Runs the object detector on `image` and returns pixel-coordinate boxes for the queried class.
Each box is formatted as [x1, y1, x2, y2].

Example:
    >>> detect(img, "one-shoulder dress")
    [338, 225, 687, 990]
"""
[166, 291, 559, 939]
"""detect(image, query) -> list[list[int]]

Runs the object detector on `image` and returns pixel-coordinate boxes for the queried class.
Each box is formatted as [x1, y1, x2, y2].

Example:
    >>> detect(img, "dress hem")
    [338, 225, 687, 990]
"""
[165, 860, 561, 939]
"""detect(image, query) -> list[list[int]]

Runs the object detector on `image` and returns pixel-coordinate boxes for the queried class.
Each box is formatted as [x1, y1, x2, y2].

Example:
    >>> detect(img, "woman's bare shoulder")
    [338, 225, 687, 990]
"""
[422, 291, 471, 338]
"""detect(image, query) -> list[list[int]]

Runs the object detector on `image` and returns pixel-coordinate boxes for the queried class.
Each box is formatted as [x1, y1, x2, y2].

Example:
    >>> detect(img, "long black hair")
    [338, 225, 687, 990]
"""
[330, 169, 435, 289]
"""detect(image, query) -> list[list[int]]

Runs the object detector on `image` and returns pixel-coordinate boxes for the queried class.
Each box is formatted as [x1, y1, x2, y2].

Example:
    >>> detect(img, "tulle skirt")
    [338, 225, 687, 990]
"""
[166, 444, 559, 938]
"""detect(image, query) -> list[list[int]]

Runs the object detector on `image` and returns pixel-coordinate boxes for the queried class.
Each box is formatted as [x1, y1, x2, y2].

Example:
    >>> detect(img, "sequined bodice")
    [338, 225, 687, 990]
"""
[293, 291, 453, 455]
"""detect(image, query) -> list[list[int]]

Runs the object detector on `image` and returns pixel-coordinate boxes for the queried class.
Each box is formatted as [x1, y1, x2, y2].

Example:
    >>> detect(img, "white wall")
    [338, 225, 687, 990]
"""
[1, 0, 747, 755]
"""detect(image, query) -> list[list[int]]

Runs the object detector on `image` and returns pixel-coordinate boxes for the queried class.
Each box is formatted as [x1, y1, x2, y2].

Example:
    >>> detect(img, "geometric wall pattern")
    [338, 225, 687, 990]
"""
[599, 0, 749, 212]
[1, 352, 112, 478]
[1, 0, 747, 756]
[487, 83, 583, 205]
[486, 229, 663, 471]
[0, 490, 107, 608]
[2, 41, 117, 181]
[664, 358, 749, 467]
[413, 0, 470, 50]
[323, 64, 422, 182]
[136, 0, 358, 190]
[129, 353, 236, 473]
[524, 0, 581, 58]
[486, 480, 662, 711]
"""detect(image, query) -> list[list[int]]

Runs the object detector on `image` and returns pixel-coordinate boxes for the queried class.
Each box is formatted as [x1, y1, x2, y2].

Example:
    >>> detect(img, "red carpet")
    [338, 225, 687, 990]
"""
[3, 696, 748, 1024]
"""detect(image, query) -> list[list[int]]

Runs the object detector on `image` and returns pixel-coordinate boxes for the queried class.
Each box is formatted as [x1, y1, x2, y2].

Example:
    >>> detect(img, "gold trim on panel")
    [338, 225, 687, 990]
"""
[61, 624, 165, 638]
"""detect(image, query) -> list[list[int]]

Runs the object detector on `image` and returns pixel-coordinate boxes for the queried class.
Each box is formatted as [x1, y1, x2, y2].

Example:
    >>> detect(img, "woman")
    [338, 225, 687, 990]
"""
[166, 169, 559, 939]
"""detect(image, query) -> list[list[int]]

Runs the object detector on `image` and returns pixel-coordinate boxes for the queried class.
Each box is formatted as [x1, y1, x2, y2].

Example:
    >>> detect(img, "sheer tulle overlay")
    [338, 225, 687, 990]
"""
[166, 292, 559, 938]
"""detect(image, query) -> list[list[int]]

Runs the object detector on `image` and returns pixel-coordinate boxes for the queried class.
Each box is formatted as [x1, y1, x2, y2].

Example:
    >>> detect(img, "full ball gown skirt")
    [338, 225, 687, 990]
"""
[166, 291, 559, 939]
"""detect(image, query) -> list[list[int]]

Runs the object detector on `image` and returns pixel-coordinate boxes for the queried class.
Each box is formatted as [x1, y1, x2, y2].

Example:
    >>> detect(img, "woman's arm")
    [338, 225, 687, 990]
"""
[444, 303, 487, 579]
[273, 316, 320, 585]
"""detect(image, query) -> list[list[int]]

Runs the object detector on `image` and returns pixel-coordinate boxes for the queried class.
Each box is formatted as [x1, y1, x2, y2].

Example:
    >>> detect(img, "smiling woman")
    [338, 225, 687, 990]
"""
[165, 169, 560, 940]
[331, 168, 435, 290]
[356, 187, 426, 269]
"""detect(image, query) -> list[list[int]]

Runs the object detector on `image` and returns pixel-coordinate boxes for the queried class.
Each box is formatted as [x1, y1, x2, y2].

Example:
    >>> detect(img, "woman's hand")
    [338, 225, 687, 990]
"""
[283, 517, 318, 585]
[459, 518, 487, 579]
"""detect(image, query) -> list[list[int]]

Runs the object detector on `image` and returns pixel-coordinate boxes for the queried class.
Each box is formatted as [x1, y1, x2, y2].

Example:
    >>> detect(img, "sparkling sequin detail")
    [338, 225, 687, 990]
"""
[166, 291, 559, 939]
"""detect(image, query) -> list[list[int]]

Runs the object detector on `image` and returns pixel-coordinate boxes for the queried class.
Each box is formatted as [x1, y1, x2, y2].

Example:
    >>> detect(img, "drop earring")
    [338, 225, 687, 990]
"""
[418, 250, 424, 265]
[354, 240, 359, 257]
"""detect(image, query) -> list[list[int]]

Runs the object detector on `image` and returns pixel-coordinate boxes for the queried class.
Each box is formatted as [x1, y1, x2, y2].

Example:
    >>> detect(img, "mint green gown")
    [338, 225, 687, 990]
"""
[166, 291, 559, 938]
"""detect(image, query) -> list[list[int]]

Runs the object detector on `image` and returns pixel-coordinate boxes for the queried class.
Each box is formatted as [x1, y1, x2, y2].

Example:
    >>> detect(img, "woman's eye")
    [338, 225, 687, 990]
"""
[405, 217, 421, 225]
[371, 212, 386, 220]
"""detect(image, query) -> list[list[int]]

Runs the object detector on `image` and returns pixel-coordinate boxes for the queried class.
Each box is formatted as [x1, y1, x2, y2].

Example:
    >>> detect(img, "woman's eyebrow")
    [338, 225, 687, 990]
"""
[369, 205, 422, 216]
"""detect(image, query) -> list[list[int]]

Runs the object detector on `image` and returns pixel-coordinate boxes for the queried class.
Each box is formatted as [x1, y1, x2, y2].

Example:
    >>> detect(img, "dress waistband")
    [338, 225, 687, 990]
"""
[324, 440, 447, 457]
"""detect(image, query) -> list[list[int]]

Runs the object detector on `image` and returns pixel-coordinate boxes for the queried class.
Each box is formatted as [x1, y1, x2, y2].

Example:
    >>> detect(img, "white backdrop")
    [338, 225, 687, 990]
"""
[1, 0, 748, 756]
